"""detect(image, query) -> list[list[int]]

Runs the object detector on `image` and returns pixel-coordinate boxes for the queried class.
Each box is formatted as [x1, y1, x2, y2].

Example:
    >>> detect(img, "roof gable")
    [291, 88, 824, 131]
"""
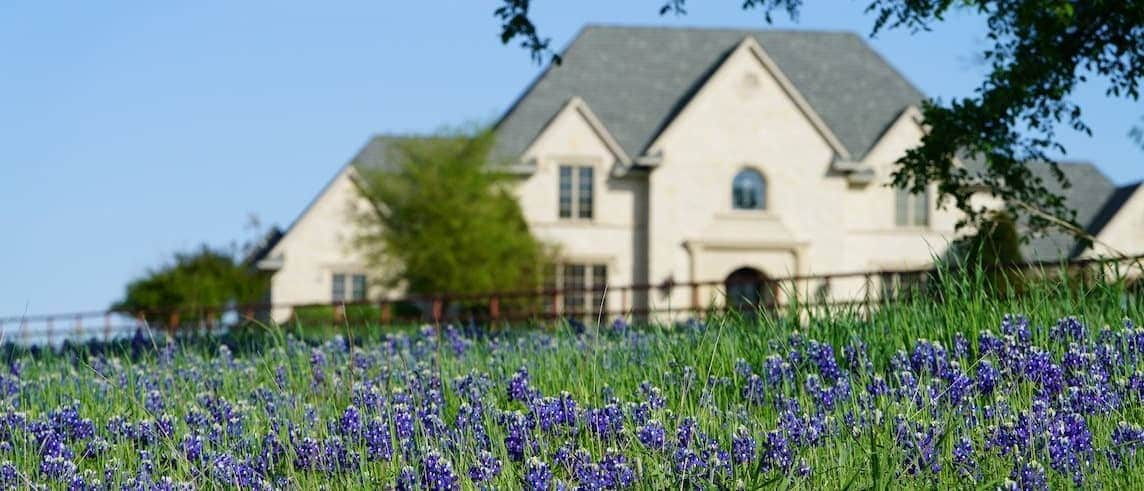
[492, 25, 924, 162]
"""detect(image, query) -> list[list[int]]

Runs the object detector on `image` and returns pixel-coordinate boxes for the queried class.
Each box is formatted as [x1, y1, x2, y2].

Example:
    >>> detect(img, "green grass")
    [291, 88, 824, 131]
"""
[4, 266, 1144, 488]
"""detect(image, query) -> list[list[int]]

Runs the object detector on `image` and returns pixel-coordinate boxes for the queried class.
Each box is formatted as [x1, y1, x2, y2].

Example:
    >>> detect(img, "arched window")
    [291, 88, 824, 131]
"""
[732, 169, 766, 210]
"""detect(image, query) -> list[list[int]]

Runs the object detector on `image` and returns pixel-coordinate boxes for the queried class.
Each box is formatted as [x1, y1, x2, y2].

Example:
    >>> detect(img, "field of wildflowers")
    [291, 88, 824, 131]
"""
[2, 276, 1144, 489]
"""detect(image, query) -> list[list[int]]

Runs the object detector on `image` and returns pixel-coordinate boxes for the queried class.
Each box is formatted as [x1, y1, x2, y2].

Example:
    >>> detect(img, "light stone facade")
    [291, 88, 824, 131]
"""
[252, 29, 1143, 323]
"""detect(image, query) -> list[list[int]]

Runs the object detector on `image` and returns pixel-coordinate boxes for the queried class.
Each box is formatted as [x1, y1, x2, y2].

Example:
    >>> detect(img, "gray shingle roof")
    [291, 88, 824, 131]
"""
[492, 25, 925, 162]
[1018, 161, 1136, 261]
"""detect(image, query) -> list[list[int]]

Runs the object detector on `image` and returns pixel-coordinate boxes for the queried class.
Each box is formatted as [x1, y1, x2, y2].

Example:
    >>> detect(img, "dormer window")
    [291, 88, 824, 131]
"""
[732, 169, 766, 210]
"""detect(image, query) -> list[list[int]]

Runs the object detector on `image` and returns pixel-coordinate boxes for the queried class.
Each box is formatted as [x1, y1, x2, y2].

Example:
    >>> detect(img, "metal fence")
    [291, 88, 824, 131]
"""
[2, 254, 1142, 346]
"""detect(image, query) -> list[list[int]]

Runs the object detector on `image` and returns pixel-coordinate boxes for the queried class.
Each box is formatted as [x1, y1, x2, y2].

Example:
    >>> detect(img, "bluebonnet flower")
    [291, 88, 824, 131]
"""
[953, 437, 978, 479]
[508, 367, 532, 402]
[364, 416, 393, 461]
[468, 450, 502, 483]
[637, 419, 666, 450]
[676, 417, 698, 448]
[1007, 460, 1048, 491]
[145, 389, 164, 413]
[524, 457, 552, 491]
[976, 360, 1000, 395]
[338, 405, 361, 437]
[639, 381, 666, 409]
[600, 448, 636, 488]
[796, 458, 811, 477]
[673, 447, 705, 479]
[761, 430, 792, 471]
[742, 374, 766, 405]
[731, 426, 756, 465]
[395, 465, 417, 491]
[810, 340, 842, 382]
[421, 450, 460, 491]
[953, 332, 970, 360]
[763, 354, 788, 387]
[393, 403, 415, 441]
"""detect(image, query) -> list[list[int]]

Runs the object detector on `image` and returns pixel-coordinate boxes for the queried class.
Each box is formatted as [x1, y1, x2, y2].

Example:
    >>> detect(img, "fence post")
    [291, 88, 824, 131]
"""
[74, 314, 83, 341]
[550, 290, 559, 321]
[46, 317, 54, 346]
[490, 296, 500, 322]
[432, 297, 443, 324]
[19, 318, 27, 345]
[864, 273, 872, 315]
[104, 313, 112, 342]
[380, 301, 392, 325]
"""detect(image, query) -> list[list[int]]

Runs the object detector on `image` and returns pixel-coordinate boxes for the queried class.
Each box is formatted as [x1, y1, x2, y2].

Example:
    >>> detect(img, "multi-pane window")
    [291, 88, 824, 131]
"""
[563, 264, 586, 313]
[894, 186, 930, 226]
[351, 274, 367, 301]
[332, 273, 368, 302]
[558, 165, 594, 219]
[732, 169, 766, 210]
[332, 273, 346, 302]
[553, 262, 608, 315]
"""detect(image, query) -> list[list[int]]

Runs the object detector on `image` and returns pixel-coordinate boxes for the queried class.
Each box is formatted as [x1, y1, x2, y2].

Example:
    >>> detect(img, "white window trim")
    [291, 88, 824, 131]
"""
[557, 164, 596, 221]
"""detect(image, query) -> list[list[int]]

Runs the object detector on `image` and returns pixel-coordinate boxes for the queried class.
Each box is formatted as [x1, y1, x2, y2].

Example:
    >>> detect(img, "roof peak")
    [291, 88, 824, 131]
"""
[577, 23, 861, 36]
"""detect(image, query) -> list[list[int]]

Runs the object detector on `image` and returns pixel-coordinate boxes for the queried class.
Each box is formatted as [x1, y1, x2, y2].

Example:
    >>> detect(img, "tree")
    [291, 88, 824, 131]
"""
[351, 127, 551, 301]
[957, 210, 1025, 295]
[495, 0, 1144, 241]
[112, 245, 268, 325]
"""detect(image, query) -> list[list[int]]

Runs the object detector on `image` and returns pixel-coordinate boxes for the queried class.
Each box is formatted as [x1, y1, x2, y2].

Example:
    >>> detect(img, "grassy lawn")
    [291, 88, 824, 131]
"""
[3, 270, 1144, 489]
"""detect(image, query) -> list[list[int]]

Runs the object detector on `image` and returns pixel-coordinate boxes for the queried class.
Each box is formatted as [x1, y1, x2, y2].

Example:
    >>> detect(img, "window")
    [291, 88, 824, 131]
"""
[332, 273, 346, 302]
[351, 274, 367, 301]
[553, 262, 608, 315]
[332, 273, 368, 302]
[563, 264, 586, 313]
[558, 165, 594, 219]
[732, 169, 766, 210]
[894, 186, 930, 226]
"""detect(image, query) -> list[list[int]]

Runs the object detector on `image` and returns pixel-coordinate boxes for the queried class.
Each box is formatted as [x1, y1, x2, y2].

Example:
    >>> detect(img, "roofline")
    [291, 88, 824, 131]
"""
[642, 35, 852, 160]
[492, 26, 589, 133]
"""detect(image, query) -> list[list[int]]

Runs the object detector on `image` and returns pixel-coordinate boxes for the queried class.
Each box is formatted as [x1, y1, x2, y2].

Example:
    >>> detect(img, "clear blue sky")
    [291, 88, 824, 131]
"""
[1, 1, 1140, 316]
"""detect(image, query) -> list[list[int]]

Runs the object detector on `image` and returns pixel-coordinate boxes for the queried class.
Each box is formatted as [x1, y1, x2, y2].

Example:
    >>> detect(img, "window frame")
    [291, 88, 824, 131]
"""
[331, 273, 347, 302]
[731, 168, 767, 211]
[557, 164, 595, 220]
[894, 185, 931, 227]
[350, 274, 368, 302]
[550, 261, 609, 317]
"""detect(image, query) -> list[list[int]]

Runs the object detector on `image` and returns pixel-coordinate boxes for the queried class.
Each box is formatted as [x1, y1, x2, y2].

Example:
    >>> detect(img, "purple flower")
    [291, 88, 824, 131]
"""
[467, 450, 502, 483]
[508, 368, 533, 402]
[524, 457, 552, 491]
[976, 360, 1000, 395]
[1009, 460, 1048, 491]
[338, 405, 361, 437]
[731, 426, 757, 465]
[637, 420, 666, 450]
[421, 450, 460, 491]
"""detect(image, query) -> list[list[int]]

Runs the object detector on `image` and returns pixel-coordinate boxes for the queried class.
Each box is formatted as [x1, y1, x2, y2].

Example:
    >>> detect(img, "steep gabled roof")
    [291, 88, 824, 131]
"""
[492, 25, 925, 162]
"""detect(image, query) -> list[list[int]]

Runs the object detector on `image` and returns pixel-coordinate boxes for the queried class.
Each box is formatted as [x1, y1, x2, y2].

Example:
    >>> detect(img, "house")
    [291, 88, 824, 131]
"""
[248, 25, 1144, 322]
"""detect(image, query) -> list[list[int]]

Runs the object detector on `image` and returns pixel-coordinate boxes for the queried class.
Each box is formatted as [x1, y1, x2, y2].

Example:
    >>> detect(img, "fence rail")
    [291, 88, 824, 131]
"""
[3, 254, 1142, 346]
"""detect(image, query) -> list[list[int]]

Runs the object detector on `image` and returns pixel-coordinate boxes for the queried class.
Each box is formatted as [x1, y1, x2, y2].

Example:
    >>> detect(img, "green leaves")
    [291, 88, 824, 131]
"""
[111, 245, 267, 322]
[352, 127, 550, 298]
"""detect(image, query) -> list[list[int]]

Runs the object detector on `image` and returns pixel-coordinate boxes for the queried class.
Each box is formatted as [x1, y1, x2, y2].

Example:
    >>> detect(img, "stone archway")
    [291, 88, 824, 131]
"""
[724, 267, 777, 312]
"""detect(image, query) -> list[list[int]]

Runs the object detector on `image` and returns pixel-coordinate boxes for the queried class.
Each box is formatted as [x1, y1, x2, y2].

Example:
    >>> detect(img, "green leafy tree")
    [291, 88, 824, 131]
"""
[495, 0, 1144, 241]
[112, 245, 268, 325]
[352, 127, 551, 301]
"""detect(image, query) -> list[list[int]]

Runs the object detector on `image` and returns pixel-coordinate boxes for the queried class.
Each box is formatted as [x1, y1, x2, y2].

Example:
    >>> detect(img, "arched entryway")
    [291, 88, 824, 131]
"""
[725, 267, 777, 313]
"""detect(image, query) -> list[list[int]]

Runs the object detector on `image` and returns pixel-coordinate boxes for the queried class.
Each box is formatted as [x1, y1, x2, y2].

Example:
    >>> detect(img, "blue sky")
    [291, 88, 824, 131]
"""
[1, 1, 1140, 316]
